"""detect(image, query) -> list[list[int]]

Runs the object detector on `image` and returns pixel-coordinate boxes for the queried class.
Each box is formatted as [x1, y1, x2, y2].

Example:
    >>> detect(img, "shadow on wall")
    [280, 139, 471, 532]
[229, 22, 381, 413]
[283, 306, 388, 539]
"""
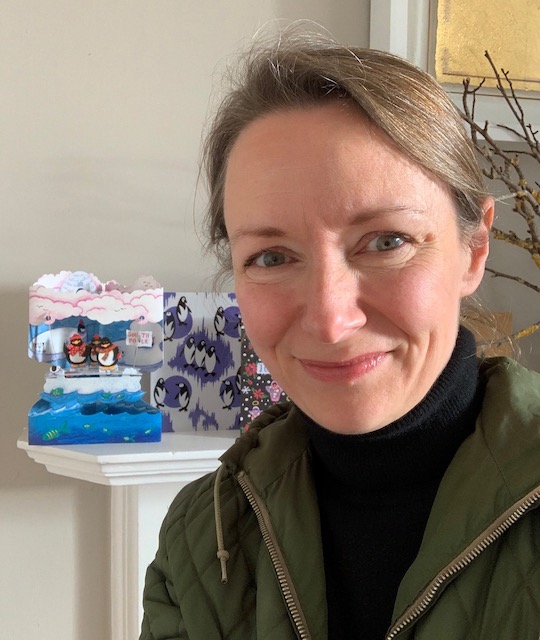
[0, 288, 110, 640]
[0, 288, 45, 489]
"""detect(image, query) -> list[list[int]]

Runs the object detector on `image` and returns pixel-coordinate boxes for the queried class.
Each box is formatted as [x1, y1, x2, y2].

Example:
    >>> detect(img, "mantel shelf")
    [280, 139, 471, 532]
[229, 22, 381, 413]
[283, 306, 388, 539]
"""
[17, 430, 238, 486]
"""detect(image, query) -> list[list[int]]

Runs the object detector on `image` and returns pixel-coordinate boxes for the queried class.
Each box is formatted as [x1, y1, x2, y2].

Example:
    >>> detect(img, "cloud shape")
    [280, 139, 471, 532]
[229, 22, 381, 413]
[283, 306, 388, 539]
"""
[29, 286, 164, 326]
[29, 294, 82, 325]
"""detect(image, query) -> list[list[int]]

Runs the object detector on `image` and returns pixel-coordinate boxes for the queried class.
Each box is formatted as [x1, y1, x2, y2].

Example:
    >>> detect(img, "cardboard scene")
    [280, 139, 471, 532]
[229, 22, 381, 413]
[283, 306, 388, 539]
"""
[27, 278, 292, 446]
[28, 271, 164, 445]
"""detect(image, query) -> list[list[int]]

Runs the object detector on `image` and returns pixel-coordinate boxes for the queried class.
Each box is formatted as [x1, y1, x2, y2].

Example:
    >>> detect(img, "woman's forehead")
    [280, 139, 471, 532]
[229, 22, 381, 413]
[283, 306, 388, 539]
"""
[224, 104, 452, 217]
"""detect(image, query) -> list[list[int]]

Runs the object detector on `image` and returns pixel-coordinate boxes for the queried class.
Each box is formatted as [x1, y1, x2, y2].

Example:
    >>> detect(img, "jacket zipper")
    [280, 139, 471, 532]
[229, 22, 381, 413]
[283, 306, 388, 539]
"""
[237, 470, 312, 640]
[386, 485, 540, 639]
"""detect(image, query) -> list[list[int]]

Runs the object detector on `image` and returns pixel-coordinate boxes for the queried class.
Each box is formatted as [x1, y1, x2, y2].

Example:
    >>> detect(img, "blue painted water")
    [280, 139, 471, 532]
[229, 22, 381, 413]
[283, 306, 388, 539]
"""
[29, 388, 161, 445]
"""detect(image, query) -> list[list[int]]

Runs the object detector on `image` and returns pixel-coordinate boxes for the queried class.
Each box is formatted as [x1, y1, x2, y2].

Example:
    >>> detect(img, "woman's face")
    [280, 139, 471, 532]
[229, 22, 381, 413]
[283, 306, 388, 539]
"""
[224, 103, 491, 434]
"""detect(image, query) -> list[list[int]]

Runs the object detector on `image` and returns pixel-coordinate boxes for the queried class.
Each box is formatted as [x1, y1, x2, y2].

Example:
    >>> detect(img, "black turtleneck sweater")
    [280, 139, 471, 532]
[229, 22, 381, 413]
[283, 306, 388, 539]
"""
[306, 328, 484, 640]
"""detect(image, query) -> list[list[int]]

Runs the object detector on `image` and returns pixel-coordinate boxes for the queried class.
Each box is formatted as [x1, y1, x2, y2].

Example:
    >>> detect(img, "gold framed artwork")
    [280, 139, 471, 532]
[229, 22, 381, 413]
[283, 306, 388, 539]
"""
[435, 0, 540, 91]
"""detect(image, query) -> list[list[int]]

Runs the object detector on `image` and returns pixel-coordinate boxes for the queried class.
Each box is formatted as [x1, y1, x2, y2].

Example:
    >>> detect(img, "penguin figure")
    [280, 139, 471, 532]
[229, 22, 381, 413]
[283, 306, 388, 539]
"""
[175, 382, 191, 411]
[204, 346, 220, 377]
[213, 307, 226, 336]
[63, 334, 89, 368]
[194, 340, 207, 370]
[235, 367, 243, 393]
[88, 334, 101, 366]
[232, 312, 242, 338]
[183, 336, 196, 368]
[153, 378, 166, 407]
[164, 311, 176, 341]
[77, 320, 87, 343]
[175, 296, 191, 326]
[96, 337, 121, 372]
[220, 379, 235, 409]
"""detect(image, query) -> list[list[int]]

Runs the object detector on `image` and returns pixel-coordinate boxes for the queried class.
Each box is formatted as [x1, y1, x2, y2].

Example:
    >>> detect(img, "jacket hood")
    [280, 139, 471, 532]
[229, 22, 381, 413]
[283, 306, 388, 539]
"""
[479, 356, 540, 493]
[219, 401, 301, 477]
[215, 402, 309, 585]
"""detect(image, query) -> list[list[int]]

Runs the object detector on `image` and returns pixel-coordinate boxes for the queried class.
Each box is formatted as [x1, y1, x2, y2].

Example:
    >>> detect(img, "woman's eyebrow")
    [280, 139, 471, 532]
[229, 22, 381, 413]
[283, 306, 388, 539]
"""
[230, 207, 425, 242]
[348, 205, 422, 224]
[230, 226, 286, 241]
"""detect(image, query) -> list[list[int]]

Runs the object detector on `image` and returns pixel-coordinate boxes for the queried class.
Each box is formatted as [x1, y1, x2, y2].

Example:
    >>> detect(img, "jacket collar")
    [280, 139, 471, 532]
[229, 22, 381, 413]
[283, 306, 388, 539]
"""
[392, 357, 540, 621]
[221, 403, 327, 639]
[219, 358, 540, 636]
[220, 401, 306, 482]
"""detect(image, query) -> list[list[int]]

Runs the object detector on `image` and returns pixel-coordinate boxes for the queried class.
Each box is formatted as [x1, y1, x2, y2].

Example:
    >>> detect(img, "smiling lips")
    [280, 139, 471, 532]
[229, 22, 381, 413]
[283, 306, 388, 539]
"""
[298, 352, 386, 382]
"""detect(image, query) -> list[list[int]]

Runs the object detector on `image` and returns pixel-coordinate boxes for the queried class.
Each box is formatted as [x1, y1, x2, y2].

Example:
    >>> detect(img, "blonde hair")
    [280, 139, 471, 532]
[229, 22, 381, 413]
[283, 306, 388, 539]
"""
[203, 35, 487, 275]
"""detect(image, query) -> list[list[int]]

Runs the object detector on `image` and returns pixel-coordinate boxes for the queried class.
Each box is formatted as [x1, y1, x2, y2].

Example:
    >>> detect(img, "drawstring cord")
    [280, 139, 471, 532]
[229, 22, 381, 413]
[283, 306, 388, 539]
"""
[214, 463, 230, 584]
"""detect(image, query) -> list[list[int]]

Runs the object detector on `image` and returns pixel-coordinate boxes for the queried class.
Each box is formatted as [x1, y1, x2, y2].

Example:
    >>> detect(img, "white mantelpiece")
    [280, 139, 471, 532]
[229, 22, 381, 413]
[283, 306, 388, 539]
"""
[18, 430, 238, 640]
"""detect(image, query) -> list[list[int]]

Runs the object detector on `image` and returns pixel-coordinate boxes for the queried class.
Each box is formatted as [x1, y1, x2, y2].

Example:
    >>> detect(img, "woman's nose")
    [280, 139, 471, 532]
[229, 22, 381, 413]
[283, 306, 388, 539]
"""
[299, 262, 367, 343]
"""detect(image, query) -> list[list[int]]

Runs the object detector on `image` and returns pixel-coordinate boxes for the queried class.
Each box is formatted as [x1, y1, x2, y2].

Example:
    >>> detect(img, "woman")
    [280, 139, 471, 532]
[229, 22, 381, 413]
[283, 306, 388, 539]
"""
[140, 37, 540, 640]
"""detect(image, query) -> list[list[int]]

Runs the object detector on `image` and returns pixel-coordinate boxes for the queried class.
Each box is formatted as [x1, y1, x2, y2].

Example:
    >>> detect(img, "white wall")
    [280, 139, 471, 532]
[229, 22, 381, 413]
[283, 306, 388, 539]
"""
[0, 2, 370, 639]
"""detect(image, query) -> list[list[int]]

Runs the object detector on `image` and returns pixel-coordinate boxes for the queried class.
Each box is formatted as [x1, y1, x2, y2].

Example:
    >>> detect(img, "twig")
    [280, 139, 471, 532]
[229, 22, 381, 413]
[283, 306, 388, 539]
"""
[485, 267, 540, 293]
[461, 53, 539, 344]
[478, 321, 540, 347]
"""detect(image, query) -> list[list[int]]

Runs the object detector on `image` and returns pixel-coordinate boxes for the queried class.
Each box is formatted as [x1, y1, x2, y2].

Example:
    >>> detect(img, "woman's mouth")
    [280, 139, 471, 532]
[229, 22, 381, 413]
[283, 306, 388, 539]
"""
[298, 353, 386, 382]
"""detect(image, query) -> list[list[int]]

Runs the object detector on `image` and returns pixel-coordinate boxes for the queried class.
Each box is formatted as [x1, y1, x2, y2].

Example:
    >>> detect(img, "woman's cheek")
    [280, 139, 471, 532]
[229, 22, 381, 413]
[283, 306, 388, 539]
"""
[236, 284, 293, 349]
[388, 268, 461, 332]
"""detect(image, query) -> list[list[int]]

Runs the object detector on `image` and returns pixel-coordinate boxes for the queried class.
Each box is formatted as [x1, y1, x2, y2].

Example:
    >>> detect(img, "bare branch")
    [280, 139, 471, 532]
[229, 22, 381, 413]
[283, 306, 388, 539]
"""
[461, 53, 539, 344]
[485, 267, 540, 293]
[478, 321, 540, 348]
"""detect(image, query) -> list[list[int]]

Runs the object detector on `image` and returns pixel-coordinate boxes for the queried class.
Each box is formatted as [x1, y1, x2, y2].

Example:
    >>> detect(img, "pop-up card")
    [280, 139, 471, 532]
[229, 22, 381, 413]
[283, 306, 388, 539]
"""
[28, 271, 164, 445]
[150, 292, 242, 432]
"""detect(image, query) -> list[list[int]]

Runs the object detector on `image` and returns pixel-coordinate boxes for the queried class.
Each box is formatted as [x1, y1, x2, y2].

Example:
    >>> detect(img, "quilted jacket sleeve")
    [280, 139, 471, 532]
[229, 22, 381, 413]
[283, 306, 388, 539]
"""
[139, 521, 185, 640]
[139, 471, 210, 640]
[139, 470, 224, 640]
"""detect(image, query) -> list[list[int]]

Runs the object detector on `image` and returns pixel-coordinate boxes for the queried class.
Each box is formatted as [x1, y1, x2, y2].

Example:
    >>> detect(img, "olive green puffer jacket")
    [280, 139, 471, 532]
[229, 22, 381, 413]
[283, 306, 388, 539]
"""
[140, 358, 540, 639]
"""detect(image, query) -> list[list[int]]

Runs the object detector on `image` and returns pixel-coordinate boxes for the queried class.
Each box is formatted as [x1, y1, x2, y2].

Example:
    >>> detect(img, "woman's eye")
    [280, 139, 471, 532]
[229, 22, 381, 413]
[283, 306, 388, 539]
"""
[252, 250, 288, 267]
[365, 233, 406, 252]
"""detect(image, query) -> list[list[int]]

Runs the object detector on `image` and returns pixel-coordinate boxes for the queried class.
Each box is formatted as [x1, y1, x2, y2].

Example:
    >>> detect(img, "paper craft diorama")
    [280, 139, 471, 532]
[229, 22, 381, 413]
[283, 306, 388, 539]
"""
[28, 271, 164, 445]
[150, 292, 243, 432]
[27, 275, 291, 445]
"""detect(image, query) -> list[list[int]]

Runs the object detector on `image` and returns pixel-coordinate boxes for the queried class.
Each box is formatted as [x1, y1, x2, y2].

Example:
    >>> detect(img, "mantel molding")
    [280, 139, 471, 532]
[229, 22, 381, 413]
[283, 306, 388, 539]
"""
[17, 430, 238, 486]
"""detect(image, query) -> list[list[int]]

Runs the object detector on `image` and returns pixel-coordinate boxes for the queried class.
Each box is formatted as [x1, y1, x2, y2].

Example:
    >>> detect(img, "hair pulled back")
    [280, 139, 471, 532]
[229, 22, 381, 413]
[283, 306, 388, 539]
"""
[203, 34, 487, 275]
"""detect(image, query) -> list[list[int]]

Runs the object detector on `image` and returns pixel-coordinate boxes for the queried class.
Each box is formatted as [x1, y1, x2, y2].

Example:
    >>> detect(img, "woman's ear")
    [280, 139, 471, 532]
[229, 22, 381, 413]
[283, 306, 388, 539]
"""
[461, 196, 494, 297]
